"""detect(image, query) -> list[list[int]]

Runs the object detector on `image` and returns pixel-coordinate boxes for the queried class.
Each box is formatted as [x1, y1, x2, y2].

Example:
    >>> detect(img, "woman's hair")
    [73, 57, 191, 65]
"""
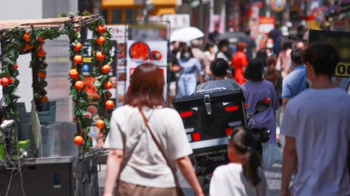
[237, 42, 247, 51]
[266, 56, 277, 66]
[180, 46, 194, 59]
[229, 127, 261, 186]
[124, 63, 165, 108]
[205, 42, 214, 51]
[244, 59, 264, 81]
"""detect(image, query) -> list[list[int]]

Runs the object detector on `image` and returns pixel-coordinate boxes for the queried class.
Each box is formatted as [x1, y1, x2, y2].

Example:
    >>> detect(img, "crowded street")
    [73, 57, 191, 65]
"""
[1, 0, 350, 196]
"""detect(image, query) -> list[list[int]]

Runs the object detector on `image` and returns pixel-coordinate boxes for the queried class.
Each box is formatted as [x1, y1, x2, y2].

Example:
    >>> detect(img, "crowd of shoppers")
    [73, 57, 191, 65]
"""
[103, 22, 350, 196]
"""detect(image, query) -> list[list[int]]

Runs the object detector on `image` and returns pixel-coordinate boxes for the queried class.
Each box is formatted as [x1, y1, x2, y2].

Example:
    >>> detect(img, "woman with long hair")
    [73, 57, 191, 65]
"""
[231, 42, 249, 85]
[209, 127, 268, 196]
[243, 59, 281, 168]
[177, 46, 204, 97]
[103, 63, 204, 196]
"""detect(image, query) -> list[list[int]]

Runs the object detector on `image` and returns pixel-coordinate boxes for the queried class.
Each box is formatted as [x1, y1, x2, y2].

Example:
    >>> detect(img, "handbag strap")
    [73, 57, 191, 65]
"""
[138, 107, 181, 187]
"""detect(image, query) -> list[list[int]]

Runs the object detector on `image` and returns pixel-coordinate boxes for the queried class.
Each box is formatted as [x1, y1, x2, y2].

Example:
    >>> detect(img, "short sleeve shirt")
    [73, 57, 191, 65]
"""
[281, 65, 306, 99]
[281, 88, 350, 195]
[104, 105, 193, 188]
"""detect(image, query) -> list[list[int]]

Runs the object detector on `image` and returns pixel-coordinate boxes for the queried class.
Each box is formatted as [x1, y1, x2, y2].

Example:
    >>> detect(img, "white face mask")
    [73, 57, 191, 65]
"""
[184, 53, 191, 59]
[266, 43, 274, 49]
[243, 48, 247, 53]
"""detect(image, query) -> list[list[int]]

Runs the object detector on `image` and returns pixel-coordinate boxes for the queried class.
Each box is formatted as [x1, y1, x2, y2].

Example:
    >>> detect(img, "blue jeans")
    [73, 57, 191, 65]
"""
[177, 74, 197, 98]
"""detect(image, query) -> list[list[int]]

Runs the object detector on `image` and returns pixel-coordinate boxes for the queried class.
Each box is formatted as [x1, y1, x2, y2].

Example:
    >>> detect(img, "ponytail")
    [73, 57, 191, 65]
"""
[230, 127, 262, 187]
[243, 146, 262, 186]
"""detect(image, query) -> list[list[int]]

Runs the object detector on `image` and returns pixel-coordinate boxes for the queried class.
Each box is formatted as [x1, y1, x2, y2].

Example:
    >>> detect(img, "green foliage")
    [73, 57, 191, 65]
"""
[88, 19, 114, 138]
[58, 12, 67, 17]
[82, 10, 91, 16]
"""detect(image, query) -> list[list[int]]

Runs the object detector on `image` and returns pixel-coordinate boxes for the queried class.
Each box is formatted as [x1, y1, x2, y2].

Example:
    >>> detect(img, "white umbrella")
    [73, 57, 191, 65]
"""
[170, 27, 204, 42]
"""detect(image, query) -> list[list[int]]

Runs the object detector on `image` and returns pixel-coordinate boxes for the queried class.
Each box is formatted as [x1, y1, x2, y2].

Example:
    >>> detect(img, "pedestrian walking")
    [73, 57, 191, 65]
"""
[243, 59, 281, 168]
[196, 58, 245, 95]
[231, 42, 249, 85]
[103, 63, 204, 196]
[177, 47, 204, 98]
[209, 127, 268, 196]
[281, 43, 350, 196]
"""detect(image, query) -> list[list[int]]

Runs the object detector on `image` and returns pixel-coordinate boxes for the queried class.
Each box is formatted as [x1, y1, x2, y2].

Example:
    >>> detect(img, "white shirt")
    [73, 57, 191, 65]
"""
[281, 88, 350, 196]
[104, 105, 193, 188]
[210, 163, 268, 196]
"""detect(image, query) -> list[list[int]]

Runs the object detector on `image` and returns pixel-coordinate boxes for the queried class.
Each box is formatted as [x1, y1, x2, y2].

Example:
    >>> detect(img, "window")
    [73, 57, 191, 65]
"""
[101, 9, 108, 23]
[112, 9, 122, 24]
[126, 9, 136, 22]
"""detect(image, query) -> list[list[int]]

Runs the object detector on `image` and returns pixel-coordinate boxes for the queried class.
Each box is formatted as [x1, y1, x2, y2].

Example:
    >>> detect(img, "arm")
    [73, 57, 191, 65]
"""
[176, 157, 204, 196]
[104, 149, 124, 196]
[282, 98, 289, 110]
[280, 136, 297, 196]
[194, 59, 205, 84]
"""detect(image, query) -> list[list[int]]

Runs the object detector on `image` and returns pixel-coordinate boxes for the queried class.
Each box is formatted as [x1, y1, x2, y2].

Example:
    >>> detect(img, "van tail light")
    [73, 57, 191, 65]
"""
[180, 111, 193, 118]
[225, 105, 239, 112]
[192, 133, 201, 141]
[225, 128, 233, 137]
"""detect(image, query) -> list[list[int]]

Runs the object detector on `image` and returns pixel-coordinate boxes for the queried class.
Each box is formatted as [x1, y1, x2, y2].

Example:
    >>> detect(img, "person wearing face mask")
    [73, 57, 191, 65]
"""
[177, 47, 204, 98]
[215, 41, 231, 64]
[256, 38, 275, 67]
[231, 42, 249, 85]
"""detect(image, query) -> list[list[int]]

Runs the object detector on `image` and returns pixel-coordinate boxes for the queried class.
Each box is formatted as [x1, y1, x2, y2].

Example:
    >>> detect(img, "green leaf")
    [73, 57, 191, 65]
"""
[3, 57, 16, 66]
[105, 91, 112, 100]
[104, 118, 110, 130]
[83, 118, 92, 127]
[69, 88, 78, 96]
[0, 70, 10, 78]
[58, 12, 67, 17]
[82, 10, 91, 16]
[79, 72, 85, 81]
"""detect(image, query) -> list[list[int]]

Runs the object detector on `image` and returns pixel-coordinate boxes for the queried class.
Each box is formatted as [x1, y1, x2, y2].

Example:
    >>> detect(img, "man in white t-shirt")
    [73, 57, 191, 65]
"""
[281, 43, 350, 196]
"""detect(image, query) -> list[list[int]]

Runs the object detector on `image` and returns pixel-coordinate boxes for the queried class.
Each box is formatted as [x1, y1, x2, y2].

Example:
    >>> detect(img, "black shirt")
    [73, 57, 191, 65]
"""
[167, 54, 180, 83]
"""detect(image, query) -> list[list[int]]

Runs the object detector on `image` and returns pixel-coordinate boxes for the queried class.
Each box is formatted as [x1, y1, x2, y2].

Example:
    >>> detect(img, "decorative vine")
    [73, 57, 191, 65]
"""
[88, 19, 115, 137]
[0, 28, 25, 121]
[64, 15, 93, 152]
[29, 28, 63, 111]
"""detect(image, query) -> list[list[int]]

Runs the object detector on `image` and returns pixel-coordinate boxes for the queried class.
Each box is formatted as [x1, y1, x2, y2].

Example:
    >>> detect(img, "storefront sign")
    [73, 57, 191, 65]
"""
[126, 40, 168, 97]
[259, 17, 275, 34]
[270, 0, 286, 12]
[162, 14, 190, 33]
[309, 30, 350, 78]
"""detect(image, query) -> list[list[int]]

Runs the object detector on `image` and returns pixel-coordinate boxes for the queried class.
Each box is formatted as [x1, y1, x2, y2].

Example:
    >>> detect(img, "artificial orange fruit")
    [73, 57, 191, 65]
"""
[9, 78, 14, 84]
[37, 49, 46, 58]
[1, 78, 10, 87]
[96, 36, 106, 46]
[74, 80, 85, 91]
[24, 33, 30, 42]
[101, 65, 110, 74]
[74, 55, 83, 64]
[41, 95, 49, 103]
[104, 81, 112, 90]
[97, 25, 107, 34]
[105, 100, 115, 110]
[96, 52, 105, 62]
[14, 64, 19, 70]
[69, 69, 79, 80]
[37, 36, 44, 42]
[96, 120, 105, 129]
[37, 71, 46, 79]
[84, 113, 91, 119]
[74, 42, 82, 52]
[74, 136, 84, 146]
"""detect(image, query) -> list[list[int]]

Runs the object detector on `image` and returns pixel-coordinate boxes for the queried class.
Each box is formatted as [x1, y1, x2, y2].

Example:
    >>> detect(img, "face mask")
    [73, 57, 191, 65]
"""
[266, 43, 274, 49]
[222, 46, 228, 52]
[243, 48, 247, 53]
[184, 53, 190, 59]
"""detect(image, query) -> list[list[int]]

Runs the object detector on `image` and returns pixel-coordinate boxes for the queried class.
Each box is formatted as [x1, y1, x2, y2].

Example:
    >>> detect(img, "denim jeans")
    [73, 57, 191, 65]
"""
[177, 74, 197, 98]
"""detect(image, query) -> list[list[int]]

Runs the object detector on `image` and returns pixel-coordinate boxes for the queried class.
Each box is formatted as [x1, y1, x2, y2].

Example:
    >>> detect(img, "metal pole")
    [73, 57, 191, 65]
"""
[266, 0, 271, 17]
[199, 0, 204, 32]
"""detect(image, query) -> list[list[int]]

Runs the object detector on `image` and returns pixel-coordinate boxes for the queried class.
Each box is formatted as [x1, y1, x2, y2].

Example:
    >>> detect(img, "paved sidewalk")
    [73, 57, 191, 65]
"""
[98, 163, 282, 196]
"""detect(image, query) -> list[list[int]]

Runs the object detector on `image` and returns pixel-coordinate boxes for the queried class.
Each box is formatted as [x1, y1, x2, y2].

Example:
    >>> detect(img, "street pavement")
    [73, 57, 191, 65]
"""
[97, 163, 282, 196]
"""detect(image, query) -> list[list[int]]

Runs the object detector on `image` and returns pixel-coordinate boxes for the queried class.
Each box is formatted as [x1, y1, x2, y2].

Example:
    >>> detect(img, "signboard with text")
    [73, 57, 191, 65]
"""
[309, 30, 350, 78]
